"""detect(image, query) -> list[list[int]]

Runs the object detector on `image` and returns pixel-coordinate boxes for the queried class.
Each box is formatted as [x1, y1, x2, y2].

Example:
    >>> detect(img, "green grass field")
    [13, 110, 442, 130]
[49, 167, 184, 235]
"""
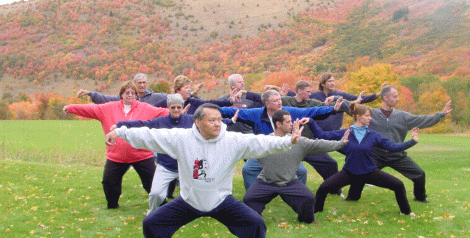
[1, 120, 469, 237]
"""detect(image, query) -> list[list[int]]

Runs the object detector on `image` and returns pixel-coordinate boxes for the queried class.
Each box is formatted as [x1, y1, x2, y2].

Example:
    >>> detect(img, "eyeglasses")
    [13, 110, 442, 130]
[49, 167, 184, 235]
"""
[124, 91, 136, 95]
[170, 105, 183, 109]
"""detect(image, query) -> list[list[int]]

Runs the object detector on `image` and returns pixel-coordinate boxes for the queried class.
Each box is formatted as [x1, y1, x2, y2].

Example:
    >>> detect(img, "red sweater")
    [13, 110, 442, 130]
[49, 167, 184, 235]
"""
[67, 100, 169, 163]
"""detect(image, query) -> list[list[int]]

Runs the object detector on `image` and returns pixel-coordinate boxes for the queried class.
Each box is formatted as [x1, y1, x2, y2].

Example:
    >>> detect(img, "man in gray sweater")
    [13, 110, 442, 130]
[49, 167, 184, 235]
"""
[346, 85, 452, 203]
[243, 110, 349, 223]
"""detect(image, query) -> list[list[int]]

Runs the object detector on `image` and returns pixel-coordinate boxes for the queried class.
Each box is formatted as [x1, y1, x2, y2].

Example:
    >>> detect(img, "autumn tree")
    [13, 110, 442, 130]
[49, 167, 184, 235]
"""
[400, 74, 440, 102]
[442, 76, 470, 125]
[343, 63, 399, 109]
[0, 102, 12, 120]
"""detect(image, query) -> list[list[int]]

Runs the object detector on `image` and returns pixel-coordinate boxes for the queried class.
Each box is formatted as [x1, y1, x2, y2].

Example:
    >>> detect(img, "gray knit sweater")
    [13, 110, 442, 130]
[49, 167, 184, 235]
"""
[257, 136, 346, 186]
[370, 108, 445, 157]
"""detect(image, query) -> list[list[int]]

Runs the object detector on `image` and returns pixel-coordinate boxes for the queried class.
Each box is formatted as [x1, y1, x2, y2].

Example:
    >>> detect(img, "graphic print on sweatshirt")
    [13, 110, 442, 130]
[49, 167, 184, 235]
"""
[192, 159, 214, 182]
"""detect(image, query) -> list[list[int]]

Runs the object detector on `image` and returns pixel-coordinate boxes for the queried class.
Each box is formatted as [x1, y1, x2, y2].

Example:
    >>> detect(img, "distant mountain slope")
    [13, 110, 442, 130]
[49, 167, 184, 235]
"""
[1, 0, 470, 98]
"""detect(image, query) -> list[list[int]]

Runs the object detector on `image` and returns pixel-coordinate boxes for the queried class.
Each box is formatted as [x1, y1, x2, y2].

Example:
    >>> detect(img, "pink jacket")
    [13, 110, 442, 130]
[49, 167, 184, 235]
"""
[67, 100, 169, 163]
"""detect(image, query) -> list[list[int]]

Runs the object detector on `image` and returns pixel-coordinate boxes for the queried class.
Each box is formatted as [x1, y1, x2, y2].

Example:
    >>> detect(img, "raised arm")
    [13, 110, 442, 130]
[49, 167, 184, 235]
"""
[375, 128, 418, 152]
[86, 91, 120, 104]
[305, 118, 347, 140]
[115, 118, 161, 130]
[109, 126, 180, 158]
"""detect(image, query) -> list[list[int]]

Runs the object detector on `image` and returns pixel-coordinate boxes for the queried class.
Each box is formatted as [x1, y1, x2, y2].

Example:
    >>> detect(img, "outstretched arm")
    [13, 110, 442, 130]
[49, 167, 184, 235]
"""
[303, 118, 346, 140]
[376, 128, 418, 152]
[109, 126, 179, 158]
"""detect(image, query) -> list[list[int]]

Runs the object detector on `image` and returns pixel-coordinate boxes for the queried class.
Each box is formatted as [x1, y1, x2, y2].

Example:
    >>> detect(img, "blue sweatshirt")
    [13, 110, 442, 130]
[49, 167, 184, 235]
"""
[220, 105, 334, 135]
[116, 115, 234, 172]
[310, 90, 377, 131]
[307, 119, 417, 175]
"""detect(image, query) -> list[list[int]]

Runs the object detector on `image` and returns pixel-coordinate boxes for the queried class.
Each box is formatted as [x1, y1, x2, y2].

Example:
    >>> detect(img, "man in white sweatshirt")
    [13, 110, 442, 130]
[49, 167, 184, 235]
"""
[105, 103, 303, 238]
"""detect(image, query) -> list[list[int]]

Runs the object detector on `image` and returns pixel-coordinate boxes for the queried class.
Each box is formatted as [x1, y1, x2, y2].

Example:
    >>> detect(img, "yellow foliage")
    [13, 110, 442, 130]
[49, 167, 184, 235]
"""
[344, 63, 399, 109]
[416, 83, 450, 114]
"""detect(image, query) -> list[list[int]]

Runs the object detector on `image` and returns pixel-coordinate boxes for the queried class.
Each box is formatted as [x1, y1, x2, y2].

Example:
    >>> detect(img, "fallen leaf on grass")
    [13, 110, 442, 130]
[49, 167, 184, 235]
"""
[278, 222, 288, 230]
[377, 221, 383, 226]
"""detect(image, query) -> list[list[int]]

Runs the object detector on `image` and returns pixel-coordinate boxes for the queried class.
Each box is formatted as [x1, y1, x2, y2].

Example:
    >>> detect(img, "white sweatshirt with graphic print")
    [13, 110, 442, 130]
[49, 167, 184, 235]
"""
[115, 123, 293, 212]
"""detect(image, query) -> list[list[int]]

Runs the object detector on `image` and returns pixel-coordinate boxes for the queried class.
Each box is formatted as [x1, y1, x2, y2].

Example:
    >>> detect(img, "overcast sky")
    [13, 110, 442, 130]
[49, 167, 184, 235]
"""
[0, 0, 25, 6]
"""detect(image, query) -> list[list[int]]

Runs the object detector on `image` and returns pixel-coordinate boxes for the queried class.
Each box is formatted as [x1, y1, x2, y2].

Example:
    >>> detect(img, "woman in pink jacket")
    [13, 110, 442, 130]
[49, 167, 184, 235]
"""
[63, 81, 169, 209]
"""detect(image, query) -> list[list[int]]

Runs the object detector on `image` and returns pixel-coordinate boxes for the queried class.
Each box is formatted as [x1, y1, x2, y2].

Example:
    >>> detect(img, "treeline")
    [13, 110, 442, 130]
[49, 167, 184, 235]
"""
[2, 63, 469, 135]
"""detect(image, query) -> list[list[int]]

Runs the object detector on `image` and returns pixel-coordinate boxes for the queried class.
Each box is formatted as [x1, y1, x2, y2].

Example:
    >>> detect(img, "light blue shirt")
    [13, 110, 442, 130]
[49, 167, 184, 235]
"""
[351, 125, 368, 143]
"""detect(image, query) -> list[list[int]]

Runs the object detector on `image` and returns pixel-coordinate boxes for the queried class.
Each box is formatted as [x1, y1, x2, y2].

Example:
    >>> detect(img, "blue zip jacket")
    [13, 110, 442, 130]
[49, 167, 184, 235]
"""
[307, 118, 417, 174]
[220, 105, 334, 135]
[116, 115, 234, 172]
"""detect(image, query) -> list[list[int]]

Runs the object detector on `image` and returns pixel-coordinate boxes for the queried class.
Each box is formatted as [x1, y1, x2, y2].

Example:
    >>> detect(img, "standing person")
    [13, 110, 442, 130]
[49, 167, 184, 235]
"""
[310, 71, 381, 131]
[220, 90, 343, 190]
[346, 85, 453, 203]
[243, 110, 349, 223]
[77, 73, 168, 105]
[105, 103, 303, 238]
[218, 74, 264, 133]
[111, 94, 239, 214]
[154, 75, 236, 115]
[63, 81, 169, 209]
[307, 102, 419, 217]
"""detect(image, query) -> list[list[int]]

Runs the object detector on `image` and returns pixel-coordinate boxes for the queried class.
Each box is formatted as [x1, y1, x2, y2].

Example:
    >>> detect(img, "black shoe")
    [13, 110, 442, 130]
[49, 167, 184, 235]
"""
[107, 203, 119, 209]
[413, 198, 429, 203]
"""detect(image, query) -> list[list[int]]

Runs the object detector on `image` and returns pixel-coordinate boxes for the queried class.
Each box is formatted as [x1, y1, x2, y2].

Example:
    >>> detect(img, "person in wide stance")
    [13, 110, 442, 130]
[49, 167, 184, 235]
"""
[307, 102, 420, 217]
[105, 103, 303, 238]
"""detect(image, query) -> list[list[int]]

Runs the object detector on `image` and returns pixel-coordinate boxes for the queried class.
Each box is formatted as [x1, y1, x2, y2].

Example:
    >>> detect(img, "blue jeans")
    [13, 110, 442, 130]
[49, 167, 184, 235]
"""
[242, 159, 307, 190]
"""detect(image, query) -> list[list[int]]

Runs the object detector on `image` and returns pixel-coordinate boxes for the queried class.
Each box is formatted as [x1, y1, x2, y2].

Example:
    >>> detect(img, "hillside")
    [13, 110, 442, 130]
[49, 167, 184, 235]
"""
[1, 0, 470, 124]
[0, 0, 315, 97]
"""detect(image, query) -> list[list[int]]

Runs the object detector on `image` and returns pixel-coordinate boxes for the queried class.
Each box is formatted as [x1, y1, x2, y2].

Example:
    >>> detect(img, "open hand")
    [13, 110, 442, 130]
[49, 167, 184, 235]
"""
[341, 129, 350, 143]
[411, 127, 420, 142]
[76, 89, 90, 98]
[182, 104, 191, 114]
[334, 97, 343, 111]
[232, 109, 240, 122]
[290, 119, 304, 144]
[442, 100, 452, 115]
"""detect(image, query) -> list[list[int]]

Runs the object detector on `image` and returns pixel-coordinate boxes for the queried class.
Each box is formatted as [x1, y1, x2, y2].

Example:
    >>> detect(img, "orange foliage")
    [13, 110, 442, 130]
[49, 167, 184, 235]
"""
[9, 101, 38, 120]
[251, 71, 305, 92]
[396, 86, 416, 114]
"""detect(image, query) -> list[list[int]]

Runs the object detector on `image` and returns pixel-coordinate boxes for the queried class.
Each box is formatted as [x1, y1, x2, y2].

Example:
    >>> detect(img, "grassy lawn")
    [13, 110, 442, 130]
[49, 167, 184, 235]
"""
[0, 120, 469, 237]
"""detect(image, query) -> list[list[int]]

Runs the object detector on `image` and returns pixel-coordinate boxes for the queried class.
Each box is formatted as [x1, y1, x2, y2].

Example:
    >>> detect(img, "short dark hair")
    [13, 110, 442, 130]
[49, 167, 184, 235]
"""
[193, 103, 221, 120]
[272, 110, 290, 129]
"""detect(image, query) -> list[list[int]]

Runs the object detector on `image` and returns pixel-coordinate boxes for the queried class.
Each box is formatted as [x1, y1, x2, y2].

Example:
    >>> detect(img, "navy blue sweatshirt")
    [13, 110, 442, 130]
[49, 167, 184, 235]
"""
[307, 118, 417, 175]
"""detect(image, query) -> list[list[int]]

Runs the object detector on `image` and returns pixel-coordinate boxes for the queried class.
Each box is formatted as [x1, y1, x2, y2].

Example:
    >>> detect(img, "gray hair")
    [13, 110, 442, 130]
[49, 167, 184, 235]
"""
[228, 74, 243, 86]
[193, 103, 221, 120]
[167, 94, 184, 106]
[261, 90, 280, 105]
[133, 73, 147, 82]
[380, 85, 398, 99]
